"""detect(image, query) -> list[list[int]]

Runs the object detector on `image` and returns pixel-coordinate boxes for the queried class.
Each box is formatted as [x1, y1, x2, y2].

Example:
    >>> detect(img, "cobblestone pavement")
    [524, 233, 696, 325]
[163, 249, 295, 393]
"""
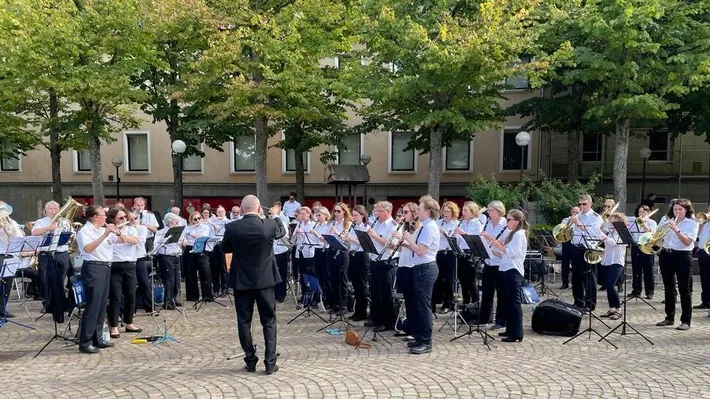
[2, 279, 710, 399]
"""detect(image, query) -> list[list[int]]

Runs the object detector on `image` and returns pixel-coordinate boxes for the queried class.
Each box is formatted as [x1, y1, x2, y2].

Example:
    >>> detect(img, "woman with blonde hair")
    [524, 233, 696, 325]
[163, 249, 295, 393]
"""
[326, 202, 352, 315]
[434, 201, 460, 314]
[455, 201, 484, 304]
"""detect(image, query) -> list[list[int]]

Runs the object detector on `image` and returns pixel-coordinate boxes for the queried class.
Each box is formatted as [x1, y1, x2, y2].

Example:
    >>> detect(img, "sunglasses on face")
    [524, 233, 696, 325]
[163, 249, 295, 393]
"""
[193, 217, 202, 221]
[116, 216, 126, 220]
[333, 209, 342, 213]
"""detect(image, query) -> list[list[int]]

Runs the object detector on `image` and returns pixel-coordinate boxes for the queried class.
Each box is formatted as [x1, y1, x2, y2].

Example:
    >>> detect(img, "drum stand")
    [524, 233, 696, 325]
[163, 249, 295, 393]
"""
[451, 257, 493, 350]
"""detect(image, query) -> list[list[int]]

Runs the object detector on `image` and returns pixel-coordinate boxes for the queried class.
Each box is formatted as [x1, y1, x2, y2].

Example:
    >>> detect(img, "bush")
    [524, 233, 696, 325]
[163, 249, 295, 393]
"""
[466, 176, 532, 213]
[533, 173, 601, 225]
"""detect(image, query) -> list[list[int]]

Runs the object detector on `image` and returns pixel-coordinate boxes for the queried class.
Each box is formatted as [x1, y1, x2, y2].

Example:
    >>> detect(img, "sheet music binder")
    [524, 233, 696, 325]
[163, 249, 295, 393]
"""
[355, 230, 378, 255]
[191, 236, 209, 254]
[461, 235, 490, 261]
[323, 234, 348, 252]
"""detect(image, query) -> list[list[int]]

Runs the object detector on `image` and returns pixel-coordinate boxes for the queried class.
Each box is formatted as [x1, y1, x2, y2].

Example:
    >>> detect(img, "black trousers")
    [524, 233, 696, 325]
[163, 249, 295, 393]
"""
[631, 246, 655, 295]
[660, 250, 693, 324]
[327, 249, 350, 312]
[457, 254, 478, 304]
[480, 265, 504, 325]
[499, 269, 524, 339]
[274, 252, 289, 302]
[135, 257, 152, 311]
[348, 251, 370, 317]
[571, 246, 597, 310]
[209, 243, 228, 293]
[314, 249, 331, 307]
[160, 255, 181, 306]
[433, 251, 456, 310]
[44, 252, 72, 323]
[370, 259, 397, 328]
[697, 251, 710, 305]
[235, 287, 277, 369]
[108, 261, 137, 327]
[79, 261, 111, 348]
[184, 247, 213, 301]
[561, 241, 574, 286]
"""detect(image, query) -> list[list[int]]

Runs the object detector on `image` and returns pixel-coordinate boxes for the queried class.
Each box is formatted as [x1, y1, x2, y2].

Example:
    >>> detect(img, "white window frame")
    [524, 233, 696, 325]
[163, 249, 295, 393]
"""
[281, 133, 311, 174]
[499, 127, 531, 172]
[72, 150, 92, 173]
[0, 153, 21, 173]
[123, 131, 151, 174]
[388, 131, 417, 174]
[648, 131, 672, 163]
[335, 133, 365, 165]
[443, 139, 474, 173]
[182, 143, 204, 174]
[229, 136, 257, 174]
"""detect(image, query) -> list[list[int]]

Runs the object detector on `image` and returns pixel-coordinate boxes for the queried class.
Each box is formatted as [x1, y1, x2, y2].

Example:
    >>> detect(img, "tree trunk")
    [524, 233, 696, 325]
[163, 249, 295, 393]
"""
[566, 129, 581, 182]
[613, 119, 630, 213]
[295, 151, 306, 204]
[48, 90, 63, 202]
[89, 135, 104, 205]
[254, 116, 269, 203]
[428, 125, 444, 201]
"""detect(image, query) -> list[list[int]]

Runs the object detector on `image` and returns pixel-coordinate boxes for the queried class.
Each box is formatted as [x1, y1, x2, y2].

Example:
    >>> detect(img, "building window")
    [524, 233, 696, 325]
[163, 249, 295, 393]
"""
[125, 132, 149, 172]
[285, 149, 310, 172]
[445, 139, 471, 171]
[76, 150, 91, 172]
[505, 56, 531, 90]
[582, 134, 602, 162]
[390, 131, 415, 172]
[501, 129, 529, 171]
[232, 135, 256, 172]
[183, 151, 203, 172]
[649, 132, 670, 161]
[0, 152, 20, 172]
[338, 134, 361, 165]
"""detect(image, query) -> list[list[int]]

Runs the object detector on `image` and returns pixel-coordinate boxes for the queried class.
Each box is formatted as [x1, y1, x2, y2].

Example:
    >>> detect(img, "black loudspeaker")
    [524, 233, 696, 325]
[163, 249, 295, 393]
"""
[532, 299, 583, 336]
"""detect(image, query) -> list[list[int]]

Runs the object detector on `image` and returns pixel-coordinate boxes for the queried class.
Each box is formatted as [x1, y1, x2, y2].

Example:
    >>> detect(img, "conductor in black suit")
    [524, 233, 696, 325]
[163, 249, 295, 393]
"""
[222, 195, 286, 374]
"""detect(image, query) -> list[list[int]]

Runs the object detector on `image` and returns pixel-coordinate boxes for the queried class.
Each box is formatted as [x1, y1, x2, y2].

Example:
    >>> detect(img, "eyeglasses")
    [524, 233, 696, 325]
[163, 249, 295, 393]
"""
[193, 217, 202, 221]
[403, 210, 412, 214]
[333, 209, 343, 213]
[506, 218, 516, 222]
[579, 202, 589, 206]
[117, 216, 126, 220]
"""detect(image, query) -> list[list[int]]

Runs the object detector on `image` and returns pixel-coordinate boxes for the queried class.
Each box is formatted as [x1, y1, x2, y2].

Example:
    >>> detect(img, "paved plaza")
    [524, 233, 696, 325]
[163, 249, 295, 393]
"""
[2, 279, 710, 399]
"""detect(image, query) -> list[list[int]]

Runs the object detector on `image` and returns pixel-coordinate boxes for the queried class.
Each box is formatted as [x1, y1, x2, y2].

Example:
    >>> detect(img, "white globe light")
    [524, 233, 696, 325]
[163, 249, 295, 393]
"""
[111, 157, 123, 168]
[172, 140, 187, 154]
[360, 153, 372, 166]
[515, 131, 531, 147]
[639, 147, 652, 159]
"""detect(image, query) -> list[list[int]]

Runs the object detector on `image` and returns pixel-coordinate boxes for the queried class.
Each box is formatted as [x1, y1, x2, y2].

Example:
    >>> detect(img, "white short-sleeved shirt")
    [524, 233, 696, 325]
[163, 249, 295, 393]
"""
[371, 217, 400, 261]
[349, 222, 368, 252]
[662, 218, 699, 251]
[571, 210, 603, 247]
[499, 229, 527, 275]
[438, 219, 459, 251]
[412, 218, 439, 265]
[601, 232, 626, 266]
[135, 225, 148, 258]
[295, 220, 316, 258]
[136, 210, 159, 238]
[283, 201, 301, 218]
[628, 217, 658, 243]
[33, 216, 71, 252]
[76, 223, 116, 262]
[484, 218, 507, 266]
[154, 227, 186, 256]
[0, 218, 24, 253]
[457, 218, 483, 251]
[273, 217, 290, 256]
[183, 224, 211, 247]
[313, 222, 330, 249]
[112, 225, 139, 262]
[210, 217, 230, 237]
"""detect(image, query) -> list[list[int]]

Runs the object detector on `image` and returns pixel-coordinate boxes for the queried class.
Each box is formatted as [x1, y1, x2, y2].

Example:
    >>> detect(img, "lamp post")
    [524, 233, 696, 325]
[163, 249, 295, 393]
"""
[639, 147, 652, 200]
[111, 157, 123, 203]
[360, 153, 371, 210]
[515, 131, 531, 182]
[172, 140, 187, 217]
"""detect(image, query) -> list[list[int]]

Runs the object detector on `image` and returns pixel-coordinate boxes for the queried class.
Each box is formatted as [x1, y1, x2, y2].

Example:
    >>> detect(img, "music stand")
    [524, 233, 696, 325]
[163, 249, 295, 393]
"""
[0, 249, 35, 332]
[14, 236, 43, 317]
[600, 222, 654, 345]
[450, 234, 494, 349]
[192, 237, 227, 311]
[623, 218, 656, 310]
[439, 235, 468, 334]
[563, 224, 616, 349]
[150, 227, 190, 338]
[288, 229, 328, 326]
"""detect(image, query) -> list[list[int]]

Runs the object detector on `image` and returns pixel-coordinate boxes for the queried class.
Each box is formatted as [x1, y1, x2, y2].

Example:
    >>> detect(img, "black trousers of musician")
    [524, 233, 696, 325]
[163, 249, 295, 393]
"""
[397, 266, 413, 334]
[697, 251, 710, 305]
[499, 269, 524, 340]
[235, 287, 277, 370]
[370, 259, 397, 329]
[631, 246, 655, 296]
[42, 252, 72, 323]
[79, 261, 111, 348]
[603, 264, 624, 308]
[274, 252, 289, 302]
[561, 241, 575, 286]
[480, 265, 504, 325]
[457, 254, 478, 304]
[571, 246, 597, 310]
[108, 261, 137, 327]
[209, 243, 228, 294]
[184, 247, 213, 301]
[327, 249, 350, 313]
[433, 251, 456, 311]
[314, 249, 331, 307]
[348, 251, 370, 317]
[135, 256, 152, 312]
[659, 250, 693, 325]
[160, 255, 181, 307]
[410, 262, 438, 346]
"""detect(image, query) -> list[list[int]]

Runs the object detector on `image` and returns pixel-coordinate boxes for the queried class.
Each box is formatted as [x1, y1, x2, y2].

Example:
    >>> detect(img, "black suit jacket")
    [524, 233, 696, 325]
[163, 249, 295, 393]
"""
[222, 214, 286, 291]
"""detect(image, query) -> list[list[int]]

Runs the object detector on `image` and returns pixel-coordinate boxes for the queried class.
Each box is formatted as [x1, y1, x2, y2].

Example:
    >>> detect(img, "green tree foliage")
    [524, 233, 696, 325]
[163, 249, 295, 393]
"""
[533, 173, 601, 225]
[466, 176, 533, 214]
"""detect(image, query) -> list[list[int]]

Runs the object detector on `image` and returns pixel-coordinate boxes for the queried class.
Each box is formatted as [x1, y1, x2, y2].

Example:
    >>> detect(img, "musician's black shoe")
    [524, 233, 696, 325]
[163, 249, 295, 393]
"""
[373, 325, 387, 332]
[364, 320, 375, 327]
[349, 313, 366, 321]
[244, 364, 256, 373]
[559, 284, 569, 290]
[693, 303, 710, 309]
[335, 309, 348, 316]
[97, 341, 114, 349]
[79, 345, 99, 354]
[407, 340, 422, 348]
[265, 364, 279, 375]
[1, 312, 15, 319]
[163, 304, 176, 310]
[409, 344, 432, 355]
[174, 301, 183, 307]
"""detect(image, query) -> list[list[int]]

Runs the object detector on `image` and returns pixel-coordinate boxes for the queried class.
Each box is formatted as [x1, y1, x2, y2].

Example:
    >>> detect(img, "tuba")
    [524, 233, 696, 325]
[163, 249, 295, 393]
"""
[51, 197, 83, 253]
[696, 212, 707, 224]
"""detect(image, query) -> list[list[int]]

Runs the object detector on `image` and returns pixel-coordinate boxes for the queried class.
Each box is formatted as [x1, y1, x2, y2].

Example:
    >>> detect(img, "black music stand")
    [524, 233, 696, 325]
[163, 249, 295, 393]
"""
[600, 222, 654, 345]
[151, 227, 190, 336]
[623, 219, 656, 310]
[1, 238, 36, 332]
[439, 235, 468, 334]
[193, 237, 228, 312]
[451, 234, 494, 349]
[563, 225, 616, 349]
[288, 229, 328, 326]
[352, 229, 391, 348]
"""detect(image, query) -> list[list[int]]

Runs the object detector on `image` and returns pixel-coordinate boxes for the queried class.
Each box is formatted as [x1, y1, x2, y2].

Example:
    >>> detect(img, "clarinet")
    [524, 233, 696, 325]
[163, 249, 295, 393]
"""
[387, 221, 412, 262]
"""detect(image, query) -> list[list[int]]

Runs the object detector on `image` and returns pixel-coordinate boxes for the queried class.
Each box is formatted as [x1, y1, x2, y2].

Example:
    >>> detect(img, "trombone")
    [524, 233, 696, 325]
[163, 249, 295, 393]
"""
[602, 202, 620, 222]
[635, 208, 659, 229]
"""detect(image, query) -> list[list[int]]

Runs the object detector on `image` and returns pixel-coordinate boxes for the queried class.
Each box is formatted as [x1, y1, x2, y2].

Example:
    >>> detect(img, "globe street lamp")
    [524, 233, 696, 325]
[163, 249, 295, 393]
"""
[515, 131, 531, 182]
[360, 153, 372, 210]
[639, 147, 652, 199]
[172, 140, 187, 216]
[111, 157, 123, 203]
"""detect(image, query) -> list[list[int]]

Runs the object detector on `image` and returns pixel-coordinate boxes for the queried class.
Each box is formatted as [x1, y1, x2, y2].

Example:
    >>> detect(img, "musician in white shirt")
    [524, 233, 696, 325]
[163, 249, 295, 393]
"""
[480, 200, 507, 330]
[326, 202, 353, 316]
[345, 205, 371, 321]
[435, 201, 460, 314]
[695, 205, 710, 309]
[657, 199, 699, 330]
[400, 197, 440, 355]
[570, 194, 604, 310]
[597, 213, 628, 320]
[208, 205, 230, 295]
[155, 213, 185, 309]
[0, 201, 24, 319]
[270, 205, 290, 303]
[482, 209, 528, 343]
[32, 201, 73, 314]
[390, 202, 420, 335]
[311, 207, 331, 309]
[454, 201, 484, 305]
[293, 207, 319, 308]
[133, 197, 159, 251]
[629, 205, 657, 299]
[131, 211, 153, 314]
[367, 201, 400, 330]
[182, 211, 213, 302]
[282, 192, 301, 221]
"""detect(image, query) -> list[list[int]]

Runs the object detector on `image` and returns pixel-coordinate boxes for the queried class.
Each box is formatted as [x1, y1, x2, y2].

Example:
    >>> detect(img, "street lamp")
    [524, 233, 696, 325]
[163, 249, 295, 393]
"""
[639, 147, 652, 200]
[111, 157, 123, 203]
[360, 153, 371, 210]
[172, 140, 187, 217]
[515, 131, 531, 182]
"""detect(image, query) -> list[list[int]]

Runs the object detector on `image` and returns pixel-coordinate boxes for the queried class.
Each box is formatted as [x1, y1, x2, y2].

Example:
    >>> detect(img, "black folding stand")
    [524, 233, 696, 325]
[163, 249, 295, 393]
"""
[439, 235, 468, 334]
[193, 237, 228, 312]
[352, 229, 391, 348]
[288, 228, 327, 325]
[1, 238, 37, 332]
[622, 219, 657, 310]
[450, 234, 494, 350]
